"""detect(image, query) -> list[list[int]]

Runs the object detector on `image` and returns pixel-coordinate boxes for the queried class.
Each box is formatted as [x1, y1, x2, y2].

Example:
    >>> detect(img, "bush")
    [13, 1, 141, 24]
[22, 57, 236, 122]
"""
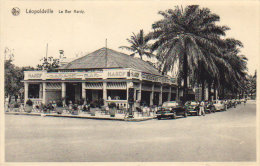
[14, 102, 20, 108]
[26, 99, 33, 106]
[108, 102, 116, 108]
[56, 100, 63, 107]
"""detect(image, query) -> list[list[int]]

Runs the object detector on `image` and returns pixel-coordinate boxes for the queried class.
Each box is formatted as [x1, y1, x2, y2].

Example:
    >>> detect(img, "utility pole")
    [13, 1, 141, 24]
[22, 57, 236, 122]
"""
[105, 39, 108, 68]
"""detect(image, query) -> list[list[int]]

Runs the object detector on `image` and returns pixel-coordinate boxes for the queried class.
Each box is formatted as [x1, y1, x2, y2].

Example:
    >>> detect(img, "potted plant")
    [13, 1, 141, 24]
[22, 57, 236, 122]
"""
[108, 102, 116, 117]
[72, 104, 79, 115]
[56, 100, 63, 114]
[25, 99, 33, 113]
[89, 102, 96, 116]
[13, 102, 20, 112]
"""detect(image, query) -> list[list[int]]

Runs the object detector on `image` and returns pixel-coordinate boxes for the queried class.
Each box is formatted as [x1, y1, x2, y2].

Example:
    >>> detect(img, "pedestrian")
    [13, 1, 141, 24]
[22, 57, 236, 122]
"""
[199, 100, 205, 116]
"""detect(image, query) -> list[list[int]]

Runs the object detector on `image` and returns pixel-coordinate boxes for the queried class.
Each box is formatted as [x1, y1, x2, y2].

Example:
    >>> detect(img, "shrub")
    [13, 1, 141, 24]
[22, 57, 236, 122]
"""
[26, 99, 33, 106]
[56, 100, 63, 107]
[108, 102, 116, 108]
[14, 102, 20, 108]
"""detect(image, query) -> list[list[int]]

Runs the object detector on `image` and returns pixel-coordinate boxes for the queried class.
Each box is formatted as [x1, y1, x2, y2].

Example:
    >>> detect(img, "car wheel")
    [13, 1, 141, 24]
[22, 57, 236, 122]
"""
[157, 117, 161, 120]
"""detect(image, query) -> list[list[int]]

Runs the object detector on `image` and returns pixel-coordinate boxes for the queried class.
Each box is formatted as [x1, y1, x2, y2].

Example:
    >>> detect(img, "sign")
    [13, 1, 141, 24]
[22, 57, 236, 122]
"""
[83, 72, 103, 79]
[107, 71, 127, 78]
[25, 71, 44, 80]
[47, 73, 82, 79]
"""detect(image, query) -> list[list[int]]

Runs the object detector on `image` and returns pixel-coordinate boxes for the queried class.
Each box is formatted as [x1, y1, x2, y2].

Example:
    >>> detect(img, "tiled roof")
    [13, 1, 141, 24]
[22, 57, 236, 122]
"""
[59, 47, 161, 75]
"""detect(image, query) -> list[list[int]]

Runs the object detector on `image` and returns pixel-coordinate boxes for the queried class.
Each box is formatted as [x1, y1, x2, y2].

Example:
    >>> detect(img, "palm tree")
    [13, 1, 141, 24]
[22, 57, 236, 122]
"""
[150, 5, 229, 103]
[119, 29, 153, 60]
[214, 38, 247, 99]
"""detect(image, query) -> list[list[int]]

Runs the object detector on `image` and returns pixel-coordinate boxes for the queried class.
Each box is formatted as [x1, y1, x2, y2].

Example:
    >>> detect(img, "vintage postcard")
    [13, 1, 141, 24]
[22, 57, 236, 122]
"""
[0, 0, 259, 166]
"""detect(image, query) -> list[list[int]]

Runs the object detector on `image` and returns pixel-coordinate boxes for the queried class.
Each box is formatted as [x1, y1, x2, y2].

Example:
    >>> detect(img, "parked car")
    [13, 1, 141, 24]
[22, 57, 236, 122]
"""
[231, 99, 237, 108]
[226, 100, 233, 109]
[156, 101, 188, 120]
[205, 101, 216, 113]
[185, 101, 200, 116]
[240, 98, 246, 103]
[213, 100, 226, 111]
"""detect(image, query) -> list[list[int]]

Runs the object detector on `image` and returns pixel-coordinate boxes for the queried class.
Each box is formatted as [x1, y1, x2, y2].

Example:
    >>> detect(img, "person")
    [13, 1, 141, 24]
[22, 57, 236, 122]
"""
[199, 100, 205, 116]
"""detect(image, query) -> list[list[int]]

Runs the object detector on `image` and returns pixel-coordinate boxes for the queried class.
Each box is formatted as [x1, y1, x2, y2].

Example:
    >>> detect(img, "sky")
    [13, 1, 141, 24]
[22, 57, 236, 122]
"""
[1, 0, 259, 75]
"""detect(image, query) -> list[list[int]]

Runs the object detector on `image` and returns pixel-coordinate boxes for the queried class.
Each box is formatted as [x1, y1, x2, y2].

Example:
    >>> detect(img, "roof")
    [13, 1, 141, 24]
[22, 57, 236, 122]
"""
[59, 47, 161, 75]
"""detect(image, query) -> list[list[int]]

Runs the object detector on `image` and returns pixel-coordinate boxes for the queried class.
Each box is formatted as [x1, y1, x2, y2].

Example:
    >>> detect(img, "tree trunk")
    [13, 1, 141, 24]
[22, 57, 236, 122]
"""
[201, 81, 205, 101]
[213, 82, 216, 100]
[183, 52, 188, 104]
[208, 81, 211, 101]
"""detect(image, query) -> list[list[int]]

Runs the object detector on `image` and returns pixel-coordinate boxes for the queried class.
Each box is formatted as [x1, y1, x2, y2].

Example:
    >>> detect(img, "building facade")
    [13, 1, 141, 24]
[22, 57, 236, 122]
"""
[22, 48, 178, 108]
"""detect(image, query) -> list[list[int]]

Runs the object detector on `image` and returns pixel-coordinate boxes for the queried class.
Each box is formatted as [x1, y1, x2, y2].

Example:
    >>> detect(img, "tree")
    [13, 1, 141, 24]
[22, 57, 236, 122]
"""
[36, 56, 60, 71]
[119, 29, 153, 60]
[150, 5, 229, 103]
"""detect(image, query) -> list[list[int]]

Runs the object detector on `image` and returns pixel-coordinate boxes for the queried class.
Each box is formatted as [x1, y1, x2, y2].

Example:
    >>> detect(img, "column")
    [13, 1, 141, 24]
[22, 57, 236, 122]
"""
[159, 84, 163, 105]
[39, 83, 43, 99]
[176, 87, 179, 101]
[150, 84, 154, 106]
[138, 83, 142, 101]
[82, 82, 86, 104]
[62, 82, 66, 99]
[103, 82, 107, 106]
[24, 82, 29, 105]
[168, 86, 171, 101]
[42, 82, 46, 104]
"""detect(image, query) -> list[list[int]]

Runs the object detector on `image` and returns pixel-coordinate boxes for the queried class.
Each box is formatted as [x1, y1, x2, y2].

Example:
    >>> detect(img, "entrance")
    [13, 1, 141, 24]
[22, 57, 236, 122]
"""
[85, 89, 103, 104]
[66, 83, 82, 104]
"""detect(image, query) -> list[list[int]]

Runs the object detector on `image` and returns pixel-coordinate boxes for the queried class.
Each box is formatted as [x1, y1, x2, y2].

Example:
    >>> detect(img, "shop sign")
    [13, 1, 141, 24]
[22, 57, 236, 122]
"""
[25, 71, 44, 80]
[129, 71, 140, 79]
[84, 72, 103, 78]
[107, 70, 127, 78]
[46, 73, 82, 79]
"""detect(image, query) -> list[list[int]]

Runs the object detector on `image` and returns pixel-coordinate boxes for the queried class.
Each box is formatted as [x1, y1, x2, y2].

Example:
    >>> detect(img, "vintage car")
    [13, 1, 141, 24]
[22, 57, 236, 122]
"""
[231, 99, 237, 108]
[156, 101, 188, 120]
[240, 98, 246, 103]
[205, 101, 216, 113]
[185, 101, 200, 116]
[226, 100, 233, 109]
[213, 100, 226, 111]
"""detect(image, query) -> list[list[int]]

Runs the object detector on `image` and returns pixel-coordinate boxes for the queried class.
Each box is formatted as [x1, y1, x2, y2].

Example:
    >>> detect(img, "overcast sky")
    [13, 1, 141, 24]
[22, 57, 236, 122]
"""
[1, 0, 259, 75]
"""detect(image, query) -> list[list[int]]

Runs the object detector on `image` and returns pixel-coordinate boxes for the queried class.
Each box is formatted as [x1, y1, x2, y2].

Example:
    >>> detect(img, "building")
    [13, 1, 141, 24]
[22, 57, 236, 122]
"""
[22, 47, 178, 108]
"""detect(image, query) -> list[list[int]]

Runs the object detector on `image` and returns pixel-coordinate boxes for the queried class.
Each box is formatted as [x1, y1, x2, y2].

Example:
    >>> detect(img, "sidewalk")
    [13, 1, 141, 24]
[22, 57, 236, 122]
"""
[5, 111, 155, 122]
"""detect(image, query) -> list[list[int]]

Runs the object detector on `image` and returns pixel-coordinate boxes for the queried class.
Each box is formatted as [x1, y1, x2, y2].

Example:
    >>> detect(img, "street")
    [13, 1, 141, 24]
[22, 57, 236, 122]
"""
[5, 101, 256, 162]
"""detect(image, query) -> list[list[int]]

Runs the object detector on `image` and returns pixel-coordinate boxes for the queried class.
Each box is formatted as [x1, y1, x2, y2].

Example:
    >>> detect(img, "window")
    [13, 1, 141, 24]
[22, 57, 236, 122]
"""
[107, 90, 127, 100]
[28, 84, 40, 98]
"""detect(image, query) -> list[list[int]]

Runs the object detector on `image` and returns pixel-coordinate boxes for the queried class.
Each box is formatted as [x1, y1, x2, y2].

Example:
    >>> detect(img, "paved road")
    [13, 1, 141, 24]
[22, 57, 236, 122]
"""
[5, 101, 256, 162]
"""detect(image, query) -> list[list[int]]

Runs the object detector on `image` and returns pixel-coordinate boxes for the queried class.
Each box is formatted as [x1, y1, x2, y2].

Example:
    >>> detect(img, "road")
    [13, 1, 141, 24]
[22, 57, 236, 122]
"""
[5, 101, 256, 162]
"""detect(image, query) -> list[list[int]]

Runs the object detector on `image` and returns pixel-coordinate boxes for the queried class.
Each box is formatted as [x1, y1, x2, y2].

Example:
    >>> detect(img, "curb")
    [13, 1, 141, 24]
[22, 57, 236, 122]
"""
[5, 112, 154, 122]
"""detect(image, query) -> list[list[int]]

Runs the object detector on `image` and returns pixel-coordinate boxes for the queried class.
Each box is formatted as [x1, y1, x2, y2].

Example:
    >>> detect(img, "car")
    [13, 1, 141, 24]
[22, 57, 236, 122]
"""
[156, 101, 188, 120]
[240, 98, 246, 103]
[213, 100, 226, 111]
[231, 99, 237, 108]
[226, 100, 233, 109]
[185, 101, 200, 116]
[205, 101, 216, 113]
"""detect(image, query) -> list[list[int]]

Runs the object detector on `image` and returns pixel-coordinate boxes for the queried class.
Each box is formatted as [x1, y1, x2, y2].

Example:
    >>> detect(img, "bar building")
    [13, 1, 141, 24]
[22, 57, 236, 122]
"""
[23, 48, 178, 108]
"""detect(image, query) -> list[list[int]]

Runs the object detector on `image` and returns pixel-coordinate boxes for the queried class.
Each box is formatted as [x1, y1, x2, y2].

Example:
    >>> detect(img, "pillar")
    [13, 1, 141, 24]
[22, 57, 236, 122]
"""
[168, 86, 171, 101]
[138, 82, 142, 101]
[39, 83, 43, 99]
[103, 82, 107, 105]
[82, 82, 86, 104]
[176, 87, 179, 101]
[42, 82, 46, 104]
[150, 84, 154, 106]
[159, 84, 163, 105]
[24, 82, 29, 105]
